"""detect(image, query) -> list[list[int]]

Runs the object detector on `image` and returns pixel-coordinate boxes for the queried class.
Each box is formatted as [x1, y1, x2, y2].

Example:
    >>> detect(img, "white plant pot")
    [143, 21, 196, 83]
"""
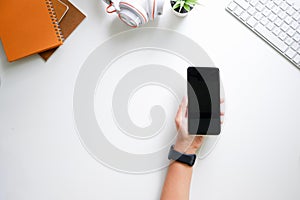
[172, 9, 189, 17]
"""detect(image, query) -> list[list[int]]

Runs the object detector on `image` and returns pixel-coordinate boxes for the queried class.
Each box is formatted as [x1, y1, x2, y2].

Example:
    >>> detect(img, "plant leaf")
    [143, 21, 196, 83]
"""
[172, 0, 198, 12]
[185, 0, 197, 5]
[184, 4, 190, 11]
[172, 1, 181, 10]
[185, 2, 194, 7]
[179, 1, 185, 12]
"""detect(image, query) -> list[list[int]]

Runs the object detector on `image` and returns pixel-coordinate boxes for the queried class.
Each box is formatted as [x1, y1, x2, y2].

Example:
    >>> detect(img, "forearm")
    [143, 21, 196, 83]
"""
[161, 97, 203, 200]
[160, 161, 193, 200]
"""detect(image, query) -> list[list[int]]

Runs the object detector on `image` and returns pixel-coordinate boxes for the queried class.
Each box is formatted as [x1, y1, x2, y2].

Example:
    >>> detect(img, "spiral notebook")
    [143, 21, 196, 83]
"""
[0, 0, 64, 62]
[39, 0, 86, 61]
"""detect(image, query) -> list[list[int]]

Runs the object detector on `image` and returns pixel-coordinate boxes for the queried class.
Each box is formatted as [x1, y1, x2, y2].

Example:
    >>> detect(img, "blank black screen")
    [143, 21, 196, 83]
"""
[187, 67, 221, 135]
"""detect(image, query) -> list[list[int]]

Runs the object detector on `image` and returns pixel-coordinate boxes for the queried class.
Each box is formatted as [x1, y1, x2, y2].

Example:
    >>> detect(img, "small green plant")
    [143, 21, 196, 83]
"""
[172, 0, 198, 12]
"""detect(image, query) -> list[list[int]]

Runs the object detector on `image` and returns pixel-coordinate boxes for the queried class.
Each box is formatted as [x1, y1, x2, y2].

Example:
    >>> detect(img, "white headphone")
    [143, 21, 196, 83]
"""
[104, 0, 164, 27]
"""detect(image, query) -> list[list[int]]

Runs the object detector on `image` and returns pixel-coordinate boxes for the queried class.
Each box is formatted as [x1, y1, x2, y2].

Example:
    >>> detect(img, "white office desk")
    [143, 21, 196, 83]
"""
[0, 0, 300, 199]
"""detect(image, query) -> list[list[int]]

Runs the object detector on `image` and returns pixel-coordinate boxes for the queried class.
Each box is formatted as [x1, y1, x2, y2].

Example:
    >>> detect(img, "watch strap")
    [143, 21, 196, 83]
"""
[168, 145, 196, 166]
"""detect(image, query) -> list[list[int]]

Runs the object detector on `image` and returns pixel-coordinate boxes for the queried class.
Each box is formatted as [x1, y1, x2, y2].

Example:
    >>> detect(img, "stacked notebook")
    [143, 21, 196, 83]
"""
[0, 0, 85, 62]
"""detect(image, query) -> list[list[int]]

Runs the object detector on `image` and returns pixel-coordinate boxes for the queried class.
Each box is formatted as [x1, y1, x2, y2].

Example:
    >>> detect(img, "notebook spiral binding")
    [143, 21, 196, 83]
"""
[45, 0, 64, 42]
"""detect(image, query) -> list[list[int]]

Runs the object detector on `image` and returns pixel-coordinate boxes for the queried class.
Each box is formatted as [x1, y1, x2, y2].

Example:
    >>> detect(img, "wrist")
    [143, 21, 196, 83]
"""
[174, 144, 197, 154]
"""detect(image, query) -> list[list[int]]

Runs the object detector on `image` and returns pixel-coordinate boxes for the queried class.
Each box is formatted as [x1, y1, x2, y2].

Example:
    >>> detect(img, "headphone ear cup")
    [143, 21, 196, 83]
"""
[119, 0, 149, 25]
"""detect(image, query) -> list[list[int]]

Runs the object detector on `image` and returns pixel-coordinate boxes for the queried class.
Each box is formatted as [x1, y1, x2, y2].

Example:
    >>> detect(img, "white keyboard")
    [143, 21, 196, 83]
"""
[226, 0, 300, 69]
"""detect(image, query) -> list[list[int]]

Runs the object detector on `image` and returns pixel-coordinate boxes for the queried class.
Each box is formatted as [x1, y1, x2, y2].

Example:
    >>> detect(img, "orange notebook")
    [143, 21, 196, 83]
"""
[0, 0, 64, 62]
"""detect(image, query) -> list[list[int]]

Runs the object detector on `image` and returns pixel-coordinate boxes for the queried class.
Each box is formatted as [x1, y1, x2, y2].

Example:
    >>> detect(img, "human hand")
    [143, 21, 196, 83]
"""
[174, 96, 224, 154]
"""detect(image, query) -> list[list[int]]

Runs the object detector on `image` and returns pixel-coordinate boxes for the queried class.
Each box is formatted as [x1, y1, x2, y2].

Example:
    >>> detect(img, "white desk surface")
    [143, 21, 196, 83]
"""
[1, 0, 300, 199]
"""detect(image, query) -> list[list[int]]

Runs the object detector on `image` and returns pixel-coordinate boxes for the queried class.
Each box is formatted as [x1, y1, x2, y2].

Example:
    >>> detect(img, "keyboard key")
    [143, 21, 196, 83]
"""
[269, 12, 277, 21]
[240, 11, 250, 21]
[266, 1, 275, 9]
[260, 17, 269, 25]
[272, 6, 281, 14]
[255, 23, 288, 52]
[286, 48, 297, 58]
[275, 18, 283, 26]
[234, 6, 244, 16]
[287, 28, 296, 36]
[278, 10, 287, 19]
[247, 16, 258, 27]
[281, 23, 289, 31]
[294, 3, 300, 11]
[291, 20, 299, 29]
[250, 0, 258, 6]
[248, 6, 256, 15]
[234, 0, 249, 10]
[274, 0, 281, 6]
[280, 2, 289, 11]
[266, 22, 275, 30]
[291, 42, 299, 50]
[228, 2, 238, 11]
[292, 12, 300, 20]
[293, 32, 300, 41]
[286, 7, 296, 15]
[254, 12, 263, 20]
[293, 54, 300, 63]
[285, 37, 293, 45]
[284, 16, 293, 24]
[286, 0, 294, 6]
[279, 31, 287, 40]
[262, 8, 271, 16]
[273, 26, 281, 35]
[256, 2, 264, 11]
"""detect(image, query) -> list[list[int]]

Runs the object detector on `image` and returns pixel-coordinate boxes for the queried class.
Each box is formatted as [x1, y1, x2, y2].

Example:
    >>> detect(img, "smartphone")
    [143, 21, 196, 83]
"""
[187, 67, 221, 135]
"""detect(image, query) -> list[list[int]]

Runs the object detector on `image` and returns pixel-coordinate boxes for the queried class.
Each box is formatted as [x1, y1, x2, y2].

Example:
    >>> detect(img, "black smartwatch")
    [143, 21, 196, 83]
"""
[168, 145, 196, 167]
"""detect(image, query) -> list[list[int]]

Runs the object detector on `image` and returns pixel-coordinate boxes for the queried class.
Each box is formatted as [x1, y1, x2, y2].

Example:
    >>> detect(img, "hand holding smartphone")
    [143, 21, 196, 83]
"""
[187, 67, 221, 135]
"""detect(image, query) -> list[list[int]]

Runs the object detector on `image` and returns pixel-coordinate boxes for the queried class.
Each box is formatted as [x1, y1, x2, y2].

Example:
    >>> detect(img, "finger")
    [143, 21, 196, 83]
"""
[175, 105, 182, 122]
[220, 98, 225, 104]
[198, 135, 204, 144]
[194, 135, 203, 140]
[193, 135, 204, 146]
[175, 100, 183, 124]
[220, 112, 225, 116]
[181, 96, 188, 119]
[182, 96, 187, 106]
[185, 107, 188, 118]
[221, 121, 223, 124]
